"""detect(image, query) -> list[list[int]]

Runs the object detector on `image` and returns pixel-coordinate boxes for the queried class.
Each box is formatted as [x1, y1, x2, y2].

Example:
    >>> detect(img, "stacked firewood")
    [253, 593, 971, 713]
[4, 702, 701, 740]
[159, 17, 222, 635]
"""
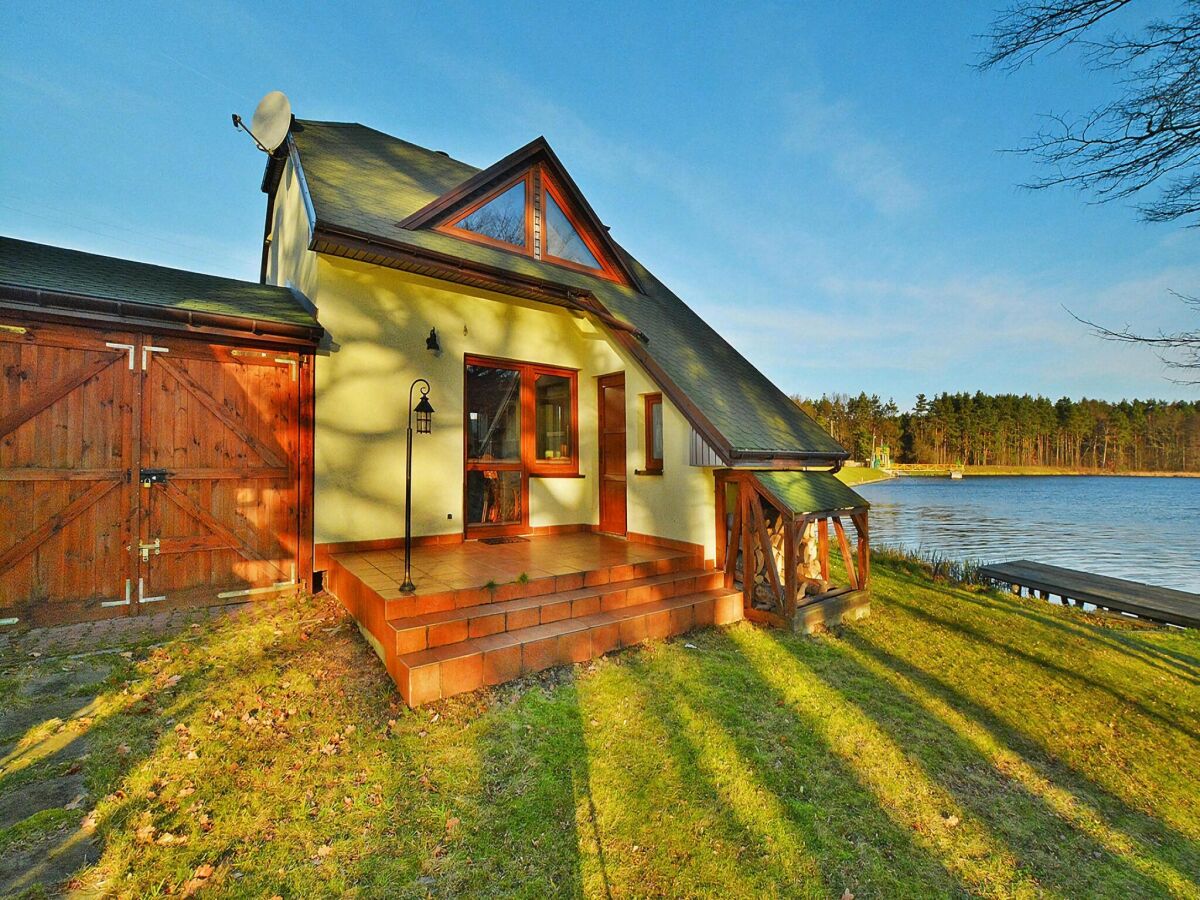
[737, 508, 829, 610]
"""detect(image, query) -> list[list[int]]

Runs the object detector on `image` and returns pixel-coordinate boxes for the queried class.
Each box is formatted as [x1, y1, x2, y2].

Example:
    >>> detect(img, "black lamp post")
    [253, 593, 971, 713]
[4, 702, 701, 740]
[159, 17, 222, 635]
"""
[401, 378, 434, 593]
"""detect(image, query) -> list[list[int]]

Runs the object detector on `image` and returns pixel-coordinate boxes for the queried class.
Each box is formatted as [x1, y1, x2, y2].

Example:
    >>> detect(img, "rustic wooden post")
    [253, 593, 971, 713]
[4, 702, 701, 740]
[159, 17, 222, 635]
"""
[741, 480, 753, 611]
[833, 517, 859, 591]
[750, 495, 784, 612]
[714, 470, 726, 579]
[724, 484, 741, 592]
[851, 511, 870, 590]
[818, 517, 830, 582]
[784, 514, 798, 622]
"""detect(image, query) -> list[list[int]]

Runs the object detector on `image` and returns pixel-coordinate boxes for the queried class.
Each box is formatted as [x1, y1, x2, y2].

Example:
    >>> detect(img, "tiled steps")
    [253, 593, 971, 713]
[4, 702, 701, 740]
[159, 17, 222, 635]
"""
[389, 568, 725, 655]
[326, 548, 745, 707]
[394, 587, 744, 706]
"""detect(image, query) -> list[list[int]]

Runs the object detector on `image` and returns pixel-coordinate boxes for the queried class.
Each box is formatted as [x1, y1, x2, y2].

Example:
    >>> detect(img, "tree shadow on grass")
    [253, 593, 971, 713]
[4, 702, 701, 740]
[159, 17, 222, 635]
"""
[838, 626, 1200, 881]
[769, 630, 1198, 897]
[878, 560, 1200, 687]
[613, 641, 971, 897]
[882, 589, 1200, 746]
[433, 675, 590, 898]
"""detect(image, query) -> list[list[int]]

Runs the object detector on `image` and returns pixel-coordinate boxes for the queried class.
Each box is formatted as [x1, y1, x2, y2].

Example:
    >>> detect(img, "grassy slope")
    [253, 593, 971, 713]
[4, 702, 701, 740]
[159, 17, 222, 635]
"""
[890, 465, 1199, 477]
[835, 467, 894, 486]
[4, 560, 1199, 898]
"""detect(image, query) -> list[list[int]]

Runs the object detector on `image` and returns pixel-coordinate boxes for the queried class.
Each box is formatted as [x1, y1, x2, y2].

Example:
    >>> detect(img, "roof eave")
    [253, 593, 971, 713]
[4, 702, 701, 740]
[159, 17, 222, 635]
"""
[0, 283, 323, 348]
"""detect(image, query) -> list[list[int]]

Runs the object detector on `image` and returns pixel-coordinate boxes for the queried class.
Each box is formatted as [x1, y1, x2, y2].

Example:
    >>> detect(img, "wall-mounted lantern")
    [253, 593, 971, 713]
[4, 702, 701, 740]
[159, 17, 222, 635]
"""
[426, 328, 440, 353]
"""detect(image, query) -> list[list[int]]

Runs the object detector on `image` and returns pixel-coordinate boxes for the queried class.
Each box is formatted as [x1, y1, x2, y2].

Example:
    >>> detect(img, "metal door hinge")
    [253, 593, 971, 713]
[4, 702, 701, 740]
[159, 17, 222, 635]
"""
[0, 324, 28, 335]
[218, 564, 297, 599]
[106, 342, 136, 370]
[0, 617, 19, 627]
[138, 538, 161, 561]
[138, 578, 166, 604]
[102, 578, 133, 608]
[142, 345, 168, 370]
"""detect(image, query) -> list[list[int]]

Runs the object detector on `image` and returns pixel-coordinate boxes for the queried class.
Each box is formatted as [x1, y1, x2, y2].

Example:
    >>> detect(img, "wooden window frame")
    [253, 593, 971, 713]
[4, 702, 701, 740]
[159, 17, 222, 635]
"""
[433, 165, 625, 284]
[464, 355, 580, 480]
[437, 171, 534, 255]
[539, 174, 623, 283]
[642, 393, 663, 474]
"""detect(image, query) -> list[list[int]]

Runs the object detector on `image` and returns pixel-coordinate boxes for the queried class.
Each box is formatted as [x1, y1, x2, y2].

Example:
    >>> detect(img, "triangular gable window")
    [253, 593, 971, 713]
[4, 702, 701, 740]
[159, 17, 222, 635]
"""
[445, 176, 530, 251]
[432, 164, 625, 284]
[543, 190, 601, 269]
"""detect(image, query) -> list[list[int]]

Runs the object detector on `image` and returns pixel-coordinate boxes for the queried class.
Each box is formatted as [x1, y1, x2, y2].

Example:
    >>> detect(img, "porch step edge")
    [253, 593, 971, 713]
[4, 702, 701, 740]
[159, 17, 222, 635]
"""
[394, 588, 744, 705]
[387, 568, 725, 653]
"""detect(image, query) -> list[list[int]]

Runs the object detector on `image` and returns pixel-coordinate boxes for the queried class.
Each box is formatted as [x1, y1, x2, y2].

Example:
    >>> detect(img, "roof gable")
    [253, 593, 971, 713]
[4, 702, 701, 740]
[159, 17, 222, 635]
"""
[280, 120, 847, 462]
[398, 137, 639, 287]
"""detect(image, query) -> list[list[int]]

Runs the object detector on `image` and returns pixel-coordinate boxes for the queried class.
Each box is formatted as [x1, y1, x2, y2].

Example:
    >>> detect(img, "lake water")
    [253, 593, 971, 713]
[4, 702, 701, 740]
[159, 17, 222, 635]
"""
[856, 476, 1200, 593]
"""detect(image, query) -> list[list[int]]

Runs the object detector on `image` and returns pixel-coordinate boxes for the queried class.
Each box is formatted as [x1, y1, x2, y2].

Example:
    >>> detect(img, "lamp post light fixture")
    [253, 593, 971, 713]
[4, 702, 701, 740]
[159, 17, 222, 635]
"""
[401, 378, 434, 593]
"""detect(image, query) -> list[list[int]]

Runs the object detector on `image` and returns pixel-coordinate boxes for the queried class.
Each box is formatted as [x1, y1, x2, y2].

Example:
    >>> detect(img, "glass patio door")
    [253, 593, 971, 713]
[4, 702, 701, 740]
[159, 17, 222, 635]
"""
[465, 361, 527, 536]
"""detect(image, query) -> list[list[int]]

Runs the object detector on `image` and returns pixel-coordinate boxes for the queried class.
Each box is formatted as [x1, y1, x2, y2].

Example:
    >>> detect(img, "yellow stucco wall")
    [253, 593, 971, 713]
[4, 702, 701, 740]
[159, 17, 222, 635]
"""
[266, 162, 720, 561]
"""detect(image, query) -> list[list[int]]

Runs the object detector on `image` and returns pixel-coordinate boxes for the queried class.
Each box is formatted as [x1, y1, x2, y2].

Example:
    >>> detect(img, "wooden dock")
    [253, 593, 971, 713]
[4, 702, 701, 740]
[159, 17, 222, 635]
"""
[978, 560, 1200, 628]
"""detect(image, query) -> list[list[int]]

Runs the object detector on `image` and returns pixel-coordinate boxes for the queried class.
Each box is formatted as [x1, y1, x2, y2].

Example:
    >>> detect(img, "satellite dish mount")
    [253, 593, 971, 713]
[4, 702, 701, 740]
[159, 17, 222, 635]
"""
[232, 90, 292, 153]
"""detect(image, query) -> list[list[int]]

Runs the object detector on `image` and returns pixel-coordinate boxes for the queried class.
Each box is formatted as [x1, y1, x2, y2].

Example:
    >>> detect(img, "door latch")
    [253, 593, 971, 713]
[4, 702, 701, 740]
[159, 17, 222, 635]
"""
[140, 468, 169, 487]
[138, 539, 161, 561]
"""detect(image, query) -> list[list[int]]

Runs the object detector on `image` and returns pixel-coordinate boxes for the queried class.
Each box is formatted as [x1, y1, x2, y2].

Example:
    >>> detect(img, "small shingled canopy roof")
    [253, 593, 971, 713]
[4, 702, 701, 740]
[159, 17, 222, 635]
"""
[753, 471, 869, 516]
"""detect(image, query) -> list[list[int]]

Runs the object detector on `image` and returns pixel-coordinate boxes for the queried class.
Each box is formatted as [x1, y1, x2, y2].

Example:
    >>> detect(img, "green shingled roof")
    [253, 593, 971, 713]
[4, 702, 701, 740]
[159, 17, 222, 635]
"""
[754, 471, 868, 516]
[289, 120, 846, 458]
[0, 236, 320, 332]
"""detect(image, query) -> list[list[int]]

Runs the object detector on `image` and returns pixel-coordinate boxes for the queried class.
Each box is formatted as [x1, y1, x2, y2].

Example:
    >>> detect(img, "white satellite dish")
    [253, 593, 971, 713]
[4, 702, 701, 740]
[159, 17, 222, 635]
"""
[233, 90, 292, 153]
[250, 90, 292, 152]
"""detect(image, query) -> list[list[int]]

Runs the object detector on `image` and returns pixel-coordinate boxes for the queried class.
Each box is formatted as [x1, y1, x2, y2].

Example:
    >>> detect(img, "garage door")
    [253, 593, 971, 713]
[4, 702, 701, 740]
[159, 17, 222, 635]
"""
[0, 318, 305, 627]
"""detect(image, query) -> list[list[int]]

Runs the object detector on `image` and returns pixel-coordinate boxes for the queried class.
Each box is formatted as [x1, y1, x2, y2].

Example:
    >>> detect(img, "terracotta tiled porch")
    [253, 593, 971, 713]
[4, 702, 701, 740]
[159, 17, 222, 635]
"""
[324, 533, 743, 705]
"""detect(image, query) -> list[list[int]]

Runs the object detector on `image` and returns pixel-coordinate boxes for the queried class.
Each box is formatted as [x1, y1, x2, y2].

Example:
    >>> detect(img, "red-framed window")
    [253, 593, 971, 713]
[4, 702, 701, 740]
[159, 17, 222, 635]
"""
[464, 355, 580, 479]
[644, 393, 663, 473]
[435, 165, 625, 284]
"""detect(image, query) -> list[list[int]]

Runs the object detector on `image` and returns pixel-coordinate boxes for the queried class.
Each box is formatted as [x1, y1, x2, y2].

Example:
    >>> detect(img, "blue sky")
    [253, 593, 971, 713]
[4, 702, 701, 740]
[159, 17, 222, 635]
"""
[2, 1, 1196, 409]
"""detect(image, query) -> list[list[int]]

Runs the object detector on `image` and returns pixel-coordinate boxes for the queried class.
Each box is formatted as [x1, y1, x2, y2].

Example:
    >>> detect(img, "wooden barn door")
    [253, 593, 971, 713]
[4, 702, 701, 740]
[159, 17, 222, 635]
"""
[138, 340, 301, 608]
[0, 321, 139, 624]
[0, 317, 305, 627]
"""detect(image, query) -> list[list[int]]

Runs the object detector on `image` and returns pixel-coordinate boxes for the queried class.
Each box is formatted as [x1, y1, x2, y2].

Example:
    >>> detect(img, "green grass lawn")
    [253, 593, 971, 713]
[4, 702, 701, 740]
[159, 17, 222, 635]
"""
[889, 465, 1199, 478]
[3, 556, 1198, 898]
[834, 466, 894, 486]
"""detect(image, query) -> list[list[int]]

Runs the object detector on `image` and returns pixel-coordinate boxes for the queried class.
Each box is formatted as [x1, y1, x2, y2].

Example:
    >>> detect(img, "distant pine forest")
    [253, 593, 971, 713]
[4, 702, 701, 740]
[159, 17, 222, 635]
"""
[794, 392, 1200, 472]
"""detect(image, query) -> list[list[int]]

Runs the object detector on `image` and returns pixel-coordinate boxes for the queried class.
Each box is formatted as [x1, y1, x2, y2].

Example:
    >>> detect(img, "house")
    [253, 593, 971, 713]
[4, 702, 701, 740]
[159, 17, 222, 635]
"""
[0, 113, 870, 705]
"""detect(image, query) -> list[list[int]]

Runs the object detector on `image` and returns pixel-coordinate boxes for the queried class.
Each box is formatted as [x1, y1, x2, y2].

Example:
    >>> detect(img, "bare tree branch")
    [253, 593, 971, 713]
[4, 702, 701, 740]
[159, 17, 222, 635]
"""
[1066, 293, 1200, 379]
[982, 1, 1200, 226]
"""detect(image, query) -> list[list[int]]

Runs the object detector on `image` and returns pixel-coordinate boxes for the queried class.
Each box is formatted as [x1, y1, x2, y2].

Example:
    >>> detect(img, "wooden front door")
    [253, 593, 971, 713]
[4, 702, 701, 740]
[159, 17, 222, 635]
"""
[598, 372, 627, 535]
[0, 317, 306, 627]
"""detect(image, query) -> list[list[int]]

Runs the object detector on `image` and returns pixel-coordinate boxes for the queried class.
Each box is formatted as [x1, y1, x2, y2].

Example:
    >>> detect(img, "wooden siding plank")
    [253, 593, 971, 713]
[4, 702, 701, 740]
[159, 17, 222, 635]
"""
[0, 479, 119, 571]
[156, 355, 288, 470]
[0, 350, 119, 440]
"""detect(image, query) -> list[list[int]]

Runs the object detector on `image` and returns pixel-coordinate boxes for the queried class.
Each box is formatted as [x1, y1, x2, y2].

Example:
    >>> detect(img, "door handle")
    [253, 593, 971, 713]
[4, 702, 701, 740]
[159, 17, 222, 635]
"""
[138, 538, 160, 561]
